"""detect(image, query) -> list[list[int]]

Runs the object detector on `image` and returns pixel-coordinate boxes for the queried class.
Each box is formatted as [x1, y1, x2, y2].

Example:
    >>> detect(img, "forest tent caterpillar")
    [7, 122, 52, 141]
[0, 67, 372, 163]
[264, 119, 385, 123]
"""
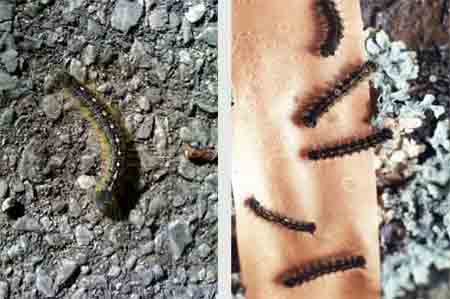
[298, 61, 377, 128]
[244, 197, 316, 234]
[281, 255, 366, 287]
[306, 128, 393, 161]
[55, 71, 125, 215]
[315, 0, 344, 57]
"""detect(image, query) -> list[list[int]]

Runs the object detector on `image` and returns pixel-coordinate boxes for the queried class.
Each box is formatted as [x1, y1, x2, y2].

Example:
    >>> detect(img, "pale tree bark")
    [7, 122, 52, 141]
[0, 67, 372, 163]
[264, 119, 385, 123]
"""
[232, 1, 381, 298]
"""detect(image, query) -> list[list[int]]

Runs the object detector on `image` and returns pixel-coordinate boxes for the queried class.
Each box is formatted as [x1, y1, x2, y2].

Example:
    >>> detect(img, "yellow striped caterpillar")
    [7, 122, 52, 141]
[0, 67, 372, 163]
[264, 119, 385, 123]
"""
[54, 71, 127, 217]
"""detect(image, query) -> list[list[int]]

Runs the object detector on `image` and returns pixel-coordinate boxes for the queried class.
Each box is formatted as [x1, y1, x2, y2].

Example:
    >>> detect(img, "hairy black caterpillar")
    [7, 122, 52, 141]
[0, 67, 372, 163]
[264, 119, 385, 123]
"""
[315, 0, 344, 57]
[307, 128, 393, 161]
[244, 197, 316, 234]
[298, 61, 377, 128]
[281, 255, 366, 287]
[54, 71, 126, 216]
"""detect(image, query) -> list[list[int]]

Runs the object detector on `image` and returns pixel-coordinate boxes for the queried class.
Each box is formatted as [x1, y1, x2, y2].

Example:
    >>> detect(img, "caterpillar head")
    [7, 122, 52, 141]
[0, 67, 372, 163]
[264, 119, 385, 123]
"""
[301, 110, 317, 128]
[47, 69, 78, 91]
[93, 189, 125, 220]
[94, 189, 114, 214]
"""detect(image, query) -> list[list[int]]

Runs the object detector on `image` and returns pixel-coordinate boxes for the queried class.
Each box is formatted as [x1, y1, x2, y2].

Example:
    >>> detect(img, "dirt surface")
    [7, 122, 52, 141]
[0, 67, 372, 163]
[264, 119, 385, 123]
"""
[0, 0, 217, 298]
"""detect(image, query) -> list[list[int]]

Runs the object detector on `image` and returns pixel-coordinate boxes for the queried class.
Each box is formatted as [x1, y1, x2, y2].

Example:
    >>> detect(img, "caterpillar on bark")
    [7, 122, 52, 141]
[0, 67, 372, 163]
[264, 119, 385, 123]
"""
[281, 255, 366, 288]
[306, 128, 393, 161]
[244, 197, 316, 234]
[297, 61, 377, 128]
[315, 0, 344, 57]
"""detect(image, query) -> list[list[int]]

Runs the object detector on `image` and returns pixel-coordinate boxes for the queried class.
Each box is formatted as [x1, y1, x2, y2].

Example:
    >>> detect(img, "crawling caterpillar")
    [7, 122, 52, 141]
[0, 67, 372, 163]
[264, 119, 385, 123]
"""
[306, 128, 393, 161]
[244, 197, 316, 234]
[281, 255, 366, 287]
[315, 0, 344, 57]
[54, 71, 126, 216]
[298, 61, 377, 128]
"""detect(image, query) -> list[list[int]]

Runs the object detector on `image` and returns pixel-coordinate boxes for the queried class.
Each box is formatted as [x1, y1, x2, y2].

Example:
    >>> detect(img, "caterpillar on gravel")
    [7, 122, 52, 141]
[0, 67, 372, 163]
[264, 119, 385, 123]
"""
[244, 196, 316, 234]
[306, 128, 393, 161]
[53, 71, 126, 217]
[296, 61, 377, 128]
[315, 0, 344, 57]
[280, 255, 366, 287]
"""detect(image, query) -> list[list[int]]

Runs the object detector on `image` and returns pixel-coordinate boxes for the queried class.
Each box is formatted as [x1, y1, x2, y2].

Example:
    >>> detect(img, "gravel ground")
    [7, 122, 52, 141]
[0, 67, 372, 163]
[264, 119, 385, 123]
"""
[0, 0, 218, 298]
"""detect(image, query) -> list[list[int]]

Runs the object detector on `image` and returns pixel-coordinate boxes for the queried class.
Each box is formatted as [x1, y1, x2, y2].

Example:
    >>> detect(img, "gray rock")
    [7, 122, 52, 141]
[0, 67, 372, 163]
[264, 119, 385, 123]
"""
[0, 107, 15, 127]
[64, 0, 83, 13]
[87, 19, 104, 38]
[130, 39, 148, 67]
[129, 209, 145, 228]
[1, 197, 19, 216]
[178, 159, 197, 180]
[125, 255, 137, 270]
[111, 0, 144, 33]
[0, 71, 17, 91]
[78, 153, 96, 173]
[197, 243, 211, 258]
[136, 267, 153, 286]
[153, 116, 168, 153]
[185, 3, 206, 23]
[71, 288, 87, 299]
[152, 264, 165, 281]
[11, 179, 24, 193]
[198, 26, 217, 46]
[148, 9, 168, 31]
[81, 44, 96, 66]
[14, 216, 42, 232]
[69, 198, 82, 217]
[40, 0, 54, 5]
[0, 281, 9, 299]
[139, 241, 154, 257]
[41, 93, 63, 120]
[107, 265, 121, 278]
[107, 224, 129, 247]
[168, 220, 192, 260]
[0, 2, 14, 23]
[0, 179, 8, 199]
[0, 49, 18, 73]
[55, 259, 80, 290]
[6, 239, 27, 259]
[36, 268, 55, 298]
[147, 193, 168, 216]
[138, 146, 160, 172]
[172, 194, 186, 207]
[136, 116, 153, 139]
[169, 12, 181, 28]
[143, 88, 162, 104]
[137, 95, 151, 112]
[76, 175, 96, 190]
[23, 181, 35, 201]
[75, 225, 94, 245]
[196, 96, 218, 114]
[69, 58, 86, 83]
[181, 18, 192, 44]
[134, 113, 144, 123]
[18, 138, 46, 182]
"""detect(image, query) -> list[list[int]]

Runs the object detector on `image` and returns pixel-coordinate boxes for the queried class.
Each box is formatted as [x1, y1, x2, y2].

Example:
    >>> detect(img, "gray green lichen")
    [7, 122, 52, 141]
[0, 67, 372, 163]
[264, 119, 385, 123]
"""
[366, 30, 450, 299]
